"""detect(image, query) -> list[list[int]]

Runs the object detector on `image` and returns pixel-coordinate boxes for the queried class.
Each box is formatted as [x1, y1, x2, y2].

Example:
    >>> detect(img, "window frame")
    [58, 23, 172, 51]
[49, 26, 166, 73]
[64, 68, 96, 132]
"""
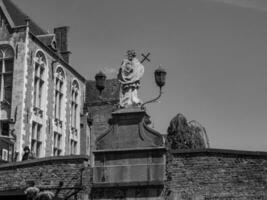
[54, 66, 65, 124]
[31, 121, 42, 158]
[53, 131, 62, 156]
[0, 45, 14, 105]
[33, 50, 47, 117]
[71, 80, 79, 130]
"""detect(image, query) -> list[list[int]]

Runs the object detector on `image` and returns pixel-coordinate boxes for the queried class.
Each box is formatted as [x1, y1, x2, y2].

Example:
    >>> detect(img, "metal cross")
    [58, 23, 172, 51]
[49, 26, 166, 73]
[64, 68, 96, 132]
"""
[140, 52, 151, 64]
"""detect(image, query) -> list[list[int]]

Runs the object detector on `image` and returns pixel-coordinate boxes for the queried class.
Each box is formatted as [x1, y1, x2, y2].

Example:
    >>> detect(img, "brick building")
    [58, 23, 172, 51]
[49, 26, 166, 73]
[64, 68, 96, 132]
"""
[0, 0, 86, 162]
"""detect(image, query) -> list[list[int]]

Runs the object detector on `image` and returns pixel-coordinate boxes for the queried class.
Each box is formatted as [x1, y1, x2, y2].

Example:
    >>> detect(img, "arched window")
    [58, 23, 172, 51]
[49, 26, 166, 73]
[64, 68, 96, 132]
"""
[71, 80, 79, 129]
[70, 80, 79, 154]
[33, 51, 46, 112]
[53, 67, 65, 156]
[0, 45, 14, 105]
[54, 66, 65, 121]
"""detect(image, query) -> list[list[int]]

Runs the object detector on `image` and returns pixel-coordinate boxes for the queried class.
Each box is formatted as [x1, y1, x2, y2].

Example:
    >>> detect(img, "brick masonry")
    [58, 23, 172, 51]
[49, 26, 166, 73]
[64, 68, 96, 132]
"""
[0, 155, 90, 199]
[165, 149, 267, 200]
[2, 148, 267, 200]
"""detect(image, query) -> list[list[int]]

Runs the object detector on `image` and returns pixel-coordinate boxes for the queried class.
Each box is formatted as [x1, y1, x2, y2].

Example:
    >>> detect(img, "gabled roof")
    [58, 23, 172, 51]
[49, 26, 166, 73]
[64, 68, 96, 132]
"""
[37, 34, 56, 49]
[0, 0, 86, 82]
[0, 0, 47, 35]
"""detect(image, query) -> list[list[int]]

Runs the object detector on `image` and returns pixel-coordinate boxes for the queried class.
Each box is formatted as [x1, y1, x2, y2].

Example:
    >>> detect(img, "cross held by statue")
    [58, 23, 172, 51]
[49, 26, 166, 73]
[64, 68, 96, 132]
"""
[140, 52, 151, 64]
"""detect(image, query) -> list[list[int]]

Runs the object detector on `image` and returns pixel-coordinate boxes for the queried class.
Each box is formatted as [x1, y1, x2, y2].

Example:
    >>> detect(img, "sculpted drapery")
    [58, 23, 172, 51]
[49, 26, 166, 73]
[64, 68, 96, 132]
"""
[118, 50, 144, 108]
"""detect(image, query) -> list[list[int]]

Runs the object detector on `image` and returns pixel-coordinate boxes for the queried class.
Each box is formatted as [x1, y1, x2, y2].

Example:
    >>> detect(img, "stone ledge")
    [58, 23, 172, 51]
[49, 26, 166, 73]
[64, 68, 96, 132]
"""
[92, 180, 164, 188]
[171, 148, 267, 157]
[0, 155, 90, 170]
[112, 107, 145, 114]
[93, 146, 166, 154]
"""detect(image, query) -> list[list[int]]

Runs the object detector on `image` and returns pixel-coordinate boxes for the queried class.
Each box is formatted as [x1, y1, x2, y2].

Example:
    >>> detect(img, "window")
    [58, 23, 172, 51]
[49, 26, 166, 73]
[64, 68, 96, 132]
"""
[33, 51, 46, 114]
[71, 80, 79, 129]
[70, 80, 79, 155]
[0, 45, 14, 105]
[0, 121, 9, 136]
[31, 121, 42, 157]
[54, 67, 65, 122]
[70, 139, 77, 155]
[1, 149, 8, 161]
[53, 132, 62, 156]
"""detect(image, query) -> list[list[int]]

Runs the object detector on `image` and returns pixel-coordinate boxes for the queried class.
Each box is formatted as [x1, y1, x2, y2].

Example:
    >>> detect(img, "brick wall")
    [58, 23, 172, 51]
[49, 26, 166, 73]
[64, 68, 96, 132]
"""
[165, 149, 267, 200]
[0, 155, 90, 199]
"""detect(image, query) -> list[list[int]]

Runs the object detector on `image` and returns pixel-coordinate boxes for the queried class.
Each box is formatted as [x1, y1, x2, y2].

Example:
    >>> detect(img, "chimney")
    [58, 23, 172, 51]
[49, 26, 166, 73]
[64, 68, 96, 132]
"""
[54, 26, 71, 63]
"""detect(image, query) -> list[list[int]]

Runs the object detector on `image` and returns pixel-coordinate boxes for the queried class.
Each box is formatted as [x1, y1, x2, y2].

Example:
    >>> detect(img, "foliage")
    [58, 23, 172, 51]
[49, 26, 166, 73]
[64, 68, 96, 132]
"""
[167, 113, 209, 150]
[25, 187, 55, 200]
[36, 191, 55, 200]
[24, 187, 40, 200]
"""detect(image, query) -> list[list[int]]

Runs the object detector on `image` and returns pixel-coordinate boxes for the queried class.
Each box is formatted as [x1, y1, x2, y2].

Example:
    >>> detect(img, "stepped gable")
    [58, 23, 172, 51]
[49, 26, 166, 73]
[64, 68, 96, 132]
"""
[95, 107, 164, 150]
[0, 0, 47, 35]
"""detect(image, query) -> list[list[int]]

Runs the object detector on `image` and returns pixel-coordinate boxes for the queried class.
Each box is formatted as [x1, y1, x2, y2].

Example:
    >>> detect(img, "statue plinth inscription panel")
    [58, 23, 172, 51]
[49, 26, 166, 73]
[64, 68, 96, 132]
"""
[93, 148, 165, 186]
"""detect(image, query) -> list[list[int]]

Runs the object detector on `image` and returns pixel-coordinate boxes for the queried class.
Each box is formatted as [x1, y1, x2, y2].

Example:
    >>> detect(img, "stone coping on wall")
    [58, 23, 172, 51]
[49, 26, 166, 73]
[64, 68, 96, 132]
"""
[170, 148, 267, 158]
[93, 146, 166, 154]
[0, 155, 90, 170]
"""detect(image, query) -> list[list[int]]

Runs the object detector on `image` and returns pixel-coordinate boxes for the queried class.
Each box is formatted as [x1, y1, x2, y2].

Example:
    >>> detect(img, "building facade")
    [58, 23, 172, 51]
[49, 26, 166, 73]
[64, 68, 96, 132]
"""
[0, 0, 86, 161]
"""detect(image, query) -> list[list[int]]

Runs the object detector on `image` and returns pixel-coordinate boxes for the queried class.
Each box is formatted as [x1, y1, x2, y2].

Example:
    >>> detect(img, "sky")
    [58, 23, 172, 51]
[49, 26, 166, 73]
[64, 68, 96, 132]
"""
[13, 0, 267, 151]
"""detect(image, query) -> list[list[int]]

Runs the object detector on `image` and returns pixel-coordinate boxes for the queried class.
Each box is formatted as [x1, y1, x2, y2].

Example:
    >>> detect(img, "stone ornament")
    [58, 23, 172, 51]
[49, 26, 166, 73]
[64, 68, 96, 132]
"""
[117, 50, 144, 108]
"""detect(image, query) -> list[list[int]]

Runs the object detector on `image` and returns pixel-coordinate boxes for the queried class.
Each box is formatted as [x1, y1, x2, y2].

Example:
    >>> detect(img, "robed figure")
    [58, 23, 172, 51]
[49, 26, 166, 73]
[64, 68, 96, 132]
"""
[118, 50, 144, 108]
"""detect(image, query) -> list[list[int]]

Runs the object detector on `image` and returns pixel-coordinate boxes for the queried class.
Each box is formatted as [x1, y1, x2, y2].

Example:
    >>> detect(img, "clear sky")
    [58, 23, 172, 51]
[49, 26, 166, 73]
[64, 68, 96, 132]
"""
[13, 0, 267, 151]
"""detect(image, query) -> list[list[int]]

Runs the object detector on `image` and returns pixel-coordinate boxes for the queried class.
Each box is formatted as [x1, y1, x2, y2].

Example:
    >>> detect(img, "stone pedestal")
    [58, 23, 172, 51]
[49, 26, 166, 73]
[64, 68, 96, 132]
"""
[91, 107, 166, 199]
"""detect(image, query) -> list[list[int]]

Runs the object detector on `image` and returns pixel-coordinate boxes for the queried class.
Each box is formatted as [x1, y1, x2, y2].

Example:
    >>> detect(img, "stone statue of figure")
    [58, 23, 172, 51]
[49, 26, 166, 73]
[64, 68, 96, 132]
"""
[118, 50, 144, 108]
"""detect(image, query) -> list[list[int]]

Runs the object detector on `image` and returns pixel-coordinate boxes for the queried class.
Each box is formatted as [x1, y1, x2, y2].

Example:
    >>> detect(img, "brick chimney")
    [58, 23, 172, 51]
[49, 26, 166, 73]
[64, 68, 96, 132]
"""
[54, 26, 71, 63]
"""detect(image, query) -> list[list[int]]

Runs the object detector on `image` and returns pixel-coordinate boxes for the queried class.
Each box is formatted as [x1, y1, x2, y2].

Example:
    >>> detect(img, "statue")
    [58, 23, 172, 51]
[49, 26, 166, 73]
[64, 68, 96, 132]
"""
[166, 113, 209, 150]
[118, 50, 144, 108]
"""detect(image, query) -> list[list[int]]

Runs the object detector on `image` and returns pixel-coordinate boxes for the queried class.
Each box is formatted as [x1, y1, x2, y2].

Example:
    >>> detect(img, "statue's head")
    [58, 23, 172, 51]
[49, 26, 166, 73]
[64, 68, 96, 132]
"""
[126, 50, 136, 61]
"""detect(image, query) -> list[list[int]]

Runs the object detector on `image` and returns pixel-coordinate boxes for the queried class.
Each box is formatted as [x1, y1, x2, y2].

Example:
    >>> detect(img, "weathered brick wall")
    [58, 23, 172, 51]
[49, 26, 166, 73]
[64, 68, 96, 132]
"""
[0, 155, 90, 199]
[165, 149, 267, 200]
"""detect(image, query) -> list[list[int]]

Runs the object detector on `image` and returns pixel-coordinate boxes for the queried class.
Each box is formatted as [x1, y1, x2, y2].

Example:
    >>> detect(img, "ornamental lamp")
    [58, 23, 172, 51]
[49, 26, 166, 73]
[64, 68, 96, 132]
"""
[154, 66, 166, 88]
[141, 66, 167, 110]
[95, 71, 106, 94]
